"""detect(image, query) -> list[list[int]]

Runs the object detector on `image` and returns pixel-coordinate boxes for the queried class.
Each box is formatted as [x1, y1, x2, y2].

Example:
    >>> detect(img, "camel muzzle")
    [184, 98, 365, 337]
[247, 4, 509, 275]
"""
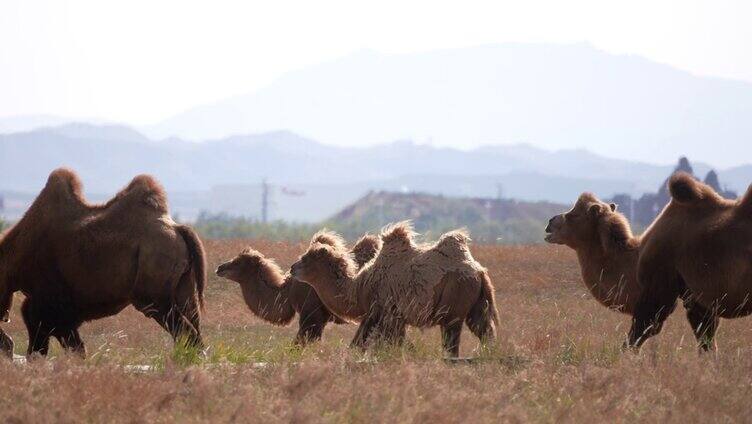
[215, 262, 231, 277]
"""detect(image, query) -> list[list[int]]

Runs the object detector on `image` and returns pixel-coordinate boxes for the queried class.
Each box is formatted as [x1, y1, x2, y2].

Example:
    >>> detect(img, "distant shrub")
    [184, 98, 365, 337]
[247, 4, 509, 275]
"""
[194, 211, 547, 244]
[193, 211, 318, 241]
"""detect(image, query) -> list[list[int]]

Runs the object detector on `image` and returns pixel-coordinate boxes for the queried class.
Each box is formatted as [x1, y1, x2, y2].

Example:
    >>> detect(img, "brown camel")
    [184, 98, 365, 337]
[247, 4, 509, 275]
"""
[627, 172, 752, 348]
[290, 223, 498, 358]
[0, 168, 206, 358]
[215, 233, 381, 344]
[545, 192, 719, 351]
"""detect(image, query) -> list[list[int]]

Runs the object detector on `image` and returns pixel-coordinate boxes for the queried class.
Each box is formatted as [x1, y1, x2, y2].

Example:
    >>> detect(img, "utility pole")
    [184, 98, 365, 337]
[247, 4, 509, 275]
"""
[496, 183, 503, 201]
[261, 178, 269, 223]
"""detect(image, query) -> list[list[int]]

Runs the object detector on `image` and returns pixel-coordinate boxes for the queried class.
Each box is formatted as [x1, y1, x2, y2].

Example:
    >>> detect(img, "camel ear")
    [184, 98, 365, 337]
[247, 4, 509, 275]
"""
[589, 204, 604, 218]
[610, 203, 617, 212]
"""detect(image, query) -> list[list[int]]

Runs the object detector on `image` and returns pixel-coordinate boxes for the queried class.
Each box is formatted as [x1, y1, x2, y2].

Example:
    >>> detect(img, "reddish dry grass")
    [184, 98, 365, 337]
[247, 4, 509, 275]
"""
[2, 241, 752, 422]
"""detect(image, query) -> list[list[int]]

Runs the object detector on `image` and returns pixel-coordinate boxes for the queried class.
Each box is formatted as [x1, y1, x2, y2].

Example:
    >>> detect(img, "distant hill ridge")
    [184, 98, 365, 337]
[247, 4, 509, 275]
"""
[148, 43, 752, 168]
[1, 122, 751, 222]
[328, 190, 566, 244]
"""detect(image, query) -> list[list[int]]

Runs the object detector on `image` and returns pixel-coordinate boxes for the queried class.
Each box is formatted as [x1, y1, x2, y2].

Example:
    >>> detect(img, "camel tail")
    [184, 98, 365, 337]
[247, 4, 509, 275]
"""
[176, 225, 207, 310]
[466, 271, 499, 341]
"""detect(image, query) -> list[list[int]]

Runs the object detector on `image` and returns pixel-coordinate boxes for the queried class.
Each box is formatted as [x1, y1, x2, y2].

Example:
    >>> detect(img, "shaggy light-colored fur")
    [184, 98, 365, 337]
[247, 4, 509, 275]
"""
[0, 168, 206, 358]
[291, 222, 498, 357]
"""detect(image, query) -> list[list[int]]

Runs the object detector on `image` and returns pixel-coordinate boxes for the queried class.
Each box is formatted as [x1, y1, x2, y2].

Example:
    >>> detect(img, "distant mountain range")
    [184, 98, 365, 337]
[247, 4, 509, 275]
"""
[1, 123, 750, 222]
[147, 43, 752, 168]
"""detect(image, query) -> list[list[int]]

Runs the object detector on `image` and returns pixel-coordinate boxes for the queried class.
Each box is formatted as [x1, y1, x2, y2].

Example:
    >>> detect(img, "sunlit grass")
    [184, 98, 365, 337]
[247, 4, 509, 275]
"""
[2, 242, 752, 422]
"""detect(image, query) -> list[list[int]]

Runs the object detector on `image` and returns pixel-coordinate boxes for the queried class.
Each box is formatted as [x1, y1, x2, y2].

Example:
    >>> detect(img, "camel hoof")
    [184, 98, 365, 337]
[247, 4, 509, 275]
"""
[443, 357, 476, 365]
[620, 341, 640, 353]
[199, 345, 212, 359]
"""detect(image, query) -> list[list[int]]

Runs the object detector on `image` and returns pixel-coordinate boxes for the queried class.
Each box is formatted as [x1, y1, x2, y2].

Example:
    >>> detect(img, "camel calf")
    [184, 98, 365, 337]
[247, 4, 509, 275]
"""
[216, 233, 381, 344]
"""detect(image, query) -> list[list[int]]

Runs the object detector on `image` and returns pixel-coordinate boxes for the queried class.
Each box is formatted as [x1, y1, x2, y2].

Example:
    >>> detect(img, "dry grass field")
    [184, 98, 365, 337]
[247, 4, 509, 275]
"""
[2, 240, 752, 423]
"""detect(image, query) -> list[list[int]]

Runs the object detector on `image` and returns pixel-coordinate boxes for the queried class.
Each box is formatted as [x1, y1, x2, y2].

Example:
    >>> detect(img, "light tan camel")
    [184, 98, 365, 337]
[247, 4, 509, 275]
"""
[290, 223, 498, 357]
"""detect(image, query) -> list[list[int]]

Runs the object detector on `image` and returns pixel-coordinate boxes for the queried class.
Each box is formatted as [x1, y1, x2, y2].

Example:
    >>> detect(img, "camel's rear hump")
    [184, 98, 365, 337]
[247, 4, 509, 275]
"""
[110, 174, 169, 214]
[435, 229, 472, 259]
[668, 172, 722, 206]
[380, 221, 417, 252]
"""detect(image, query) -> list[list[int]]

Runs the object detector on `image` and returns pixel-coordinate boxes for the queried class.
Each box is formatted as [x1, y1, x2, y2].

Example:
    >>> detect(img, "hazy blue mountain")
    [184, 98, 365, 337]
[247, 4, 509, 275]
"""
[1, 123, 749, 222]
[0, 115, 113, 134]
[0, 115, 77, 134]
[148, 43, 752, 167]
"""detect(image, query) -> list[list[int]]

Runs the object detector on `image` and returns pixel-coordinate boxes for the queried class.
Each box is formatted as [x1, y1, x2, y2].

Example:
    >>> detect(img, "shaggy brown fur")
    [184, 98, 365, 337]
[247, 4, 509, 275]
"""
[215, 233, 381, 344]
[546, 192, 719, 350]
[0, 168, 206, 358]
[628, 172, 752, 349]
[291, 222, 498, 357]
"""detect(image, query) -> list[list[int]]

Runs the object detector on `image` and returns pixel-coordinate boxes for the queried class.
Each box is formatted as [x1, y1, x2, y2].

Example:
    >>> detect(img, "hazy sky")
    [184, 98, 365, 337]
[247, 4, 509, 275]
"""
[1, 0, 750, 125]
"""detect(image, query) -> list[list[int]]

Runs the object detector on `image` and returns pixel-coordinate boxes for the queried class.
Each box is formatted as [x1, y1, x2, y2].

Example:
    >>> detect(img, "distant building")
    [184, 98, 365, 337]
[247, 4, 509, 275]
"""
[610, 157, 736, 226]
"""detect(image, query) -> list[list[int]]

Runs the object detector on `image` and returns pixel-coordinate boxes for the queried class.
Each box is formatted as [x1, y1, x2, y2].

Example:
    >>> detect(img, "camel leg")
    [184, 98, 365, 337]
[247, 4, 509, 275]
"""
[295, 306, 328, 345]
[162, 307, 204, 349]
[371, 313, 407, 348]
[0, 328, 12, 359]
[137, 293, 204, 350]
[21, 298, 51, 357]
[350, 306, 382, 350]
[441, 318, 463, 358]
[138, 301, 203, 349]
[627, 276, 681, 349]
[54, 327, 87, 357]
[682, 296, 719, 352]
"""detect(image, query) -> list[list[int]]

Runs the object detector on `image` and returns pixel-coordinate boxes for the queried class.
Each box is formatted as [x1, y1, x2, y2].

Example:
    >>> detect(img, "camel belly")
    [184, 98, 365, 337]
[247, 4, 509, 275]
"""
[685, 277, 752, 318]
[681, 254, 752, 318]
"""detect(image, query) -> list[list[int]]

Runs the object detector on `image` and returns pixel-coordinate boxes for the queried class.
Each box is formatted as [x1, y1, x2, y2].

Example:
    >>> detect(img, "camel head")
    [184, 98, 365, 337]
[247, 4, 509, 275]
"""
[215, 247, 283, 286]
[545, 193, 619, 248]
[310, 229, 347, 252]
[290, 242, 356, 286]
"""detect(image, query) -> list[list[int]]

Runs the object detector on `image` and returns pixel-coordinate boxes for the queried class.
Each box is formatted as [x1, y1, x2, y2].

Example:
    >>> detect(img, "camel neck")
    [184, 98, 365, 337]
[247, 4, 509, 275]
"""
[238, 273, 294, 325]
[575, 242, 637, 313]
[311, 271, 364, 321]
